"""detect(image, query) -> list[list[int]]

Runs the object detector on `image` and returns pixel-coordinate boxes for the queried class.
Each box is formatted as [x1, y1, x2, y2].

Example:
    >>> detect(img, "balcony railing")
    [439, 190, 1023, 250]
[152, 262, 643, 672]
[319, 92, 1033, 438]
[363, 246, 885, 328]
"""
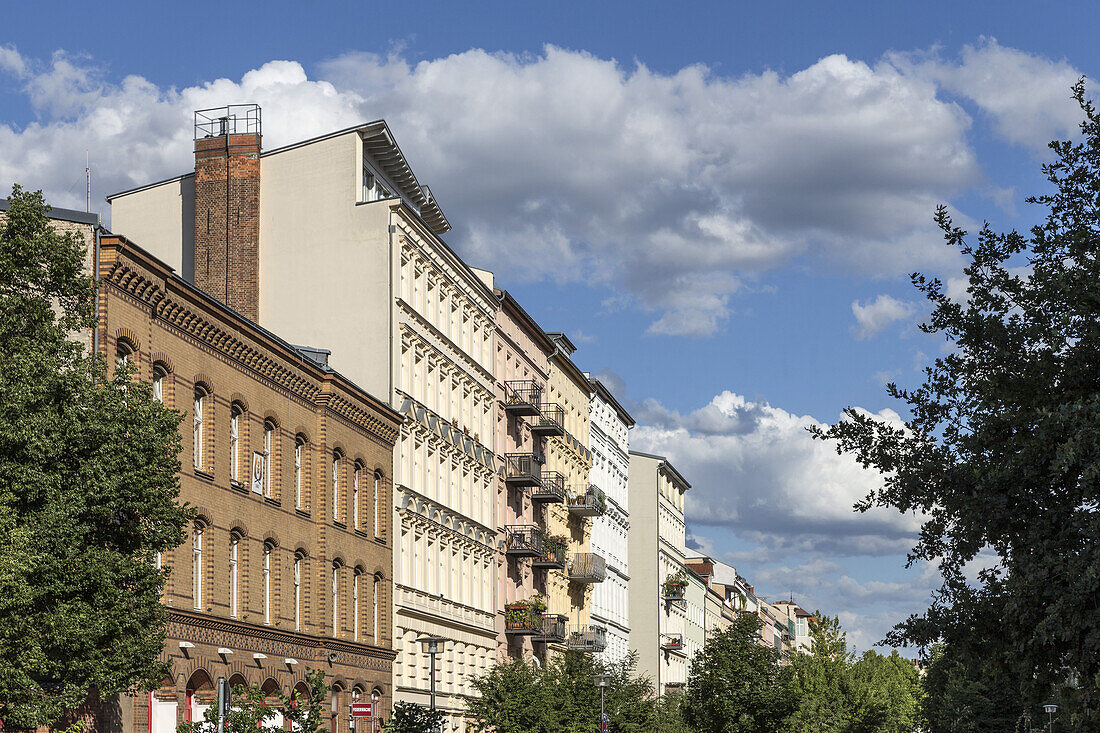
[568, 553, 607, 583]
[505, 453, 542, 488]
[567, 486, 606, 517]
[503, 380, 542, 416]
[530, 403, 565, 437]
[531, 543, 567, 570]
[566, 625, 608, 652]
[662, 583, 687, 604]
[660, 633, 684, 652]
[504, 526, 543, 558]
[535, 614, 568, 644]
[529, 471, 566, 503]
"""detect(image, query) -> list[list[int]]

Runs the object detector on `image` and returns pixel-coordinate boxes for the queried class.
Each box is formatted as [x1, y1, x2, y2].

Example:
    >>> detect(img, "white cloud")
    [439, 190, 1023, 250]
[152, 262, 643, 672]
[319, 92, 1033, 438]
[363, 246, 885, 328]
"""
[890, 37, 1084, 154]
[0, 44, 987, 336]
[0, 41, 1077, 335]
[632, 390, 921, 558]
[851, 293, 917, 339]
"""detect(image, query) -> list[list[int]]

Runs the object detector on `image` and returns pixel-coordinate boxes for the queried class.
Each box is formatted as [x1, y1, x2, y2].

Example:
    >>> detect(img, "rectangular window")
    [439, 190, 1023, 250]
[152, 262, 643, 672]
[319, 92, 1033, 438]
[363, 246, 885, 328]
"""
[193, 391, 204, 471]
[295, 438, 304, 509]
[263, 424, 274, 498]
[192, 526, 203, 610]
[230, 409, 240, 483]
[263, 545, 271, 625]
[229, 536, 238, 618]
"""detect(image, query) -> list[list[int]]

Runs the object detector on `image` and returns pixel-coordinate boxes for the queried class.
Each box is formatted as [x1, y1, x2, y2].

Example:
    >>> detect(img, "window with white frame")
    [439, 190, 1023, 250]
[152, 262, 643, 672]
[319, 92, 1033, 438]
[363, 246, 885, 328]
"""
[229, 533, 239, 618]
[294, 552, 303, 632]
[332, 451, 342, 524]
[192, 521, 205, 610]
[295, 435, 306, 509]
[230, 404, 242, 483]
[263, 542, 272, 625]
[353, 462, 361, 531]
[263, 420, 276, 498]
[152, 363, 167, 404]
[193, 387, 206, 471]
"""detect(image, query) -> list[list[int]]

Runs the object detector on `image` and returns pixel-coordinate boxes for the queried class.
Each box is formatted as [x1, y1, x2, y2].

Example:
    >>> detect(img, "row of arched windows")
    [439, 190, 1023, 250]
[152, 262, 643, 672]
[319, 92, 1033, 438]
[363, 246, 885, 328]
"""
[189, 519, 385, 644]
[116, 335, 387, 537]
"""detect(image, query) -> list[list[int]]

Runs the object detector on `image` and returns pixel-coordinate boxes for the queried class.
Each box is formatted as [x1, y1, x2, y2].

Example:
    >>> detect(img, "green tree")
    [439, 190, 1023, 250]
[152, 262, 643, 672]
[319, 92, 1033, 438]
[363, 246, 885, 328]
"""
[786, 615, 854, 732]
[848, 650, 923, 733]
[0, 186, 191, 728]
[384, 701, 446, 733]
[812, 81, 1100, 713]
[178, 668, 329, 733]
[683, 613, 794, 733]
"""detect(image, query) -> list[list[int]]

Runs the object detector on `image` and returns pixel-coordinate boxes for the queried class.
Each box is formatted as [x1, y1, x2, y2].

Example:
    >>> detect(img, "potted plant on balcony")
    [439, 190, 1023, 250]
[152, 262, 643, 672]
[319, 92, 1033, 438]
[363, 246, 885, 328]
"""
[539, 531, 568, 564]
[505, 594, 548, 630]
[663, 571, 688, 599]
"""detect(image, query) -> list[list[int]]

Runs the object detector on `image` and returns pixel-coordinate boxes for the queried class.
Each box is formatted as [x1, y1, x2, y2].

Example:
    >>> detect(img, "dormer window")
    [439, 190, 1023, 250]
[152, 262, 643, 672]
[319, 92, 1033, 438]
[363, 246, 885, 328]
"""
[362, 159, 392, 203]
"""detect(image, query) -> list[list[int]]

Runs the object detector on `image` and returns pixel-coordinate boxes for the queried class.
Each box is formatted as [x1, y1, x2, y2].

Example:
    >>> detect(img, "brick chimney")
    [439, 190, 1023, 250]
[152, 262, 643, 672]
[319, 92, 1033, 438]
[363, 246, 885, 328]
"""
[193, 105, 261, 320]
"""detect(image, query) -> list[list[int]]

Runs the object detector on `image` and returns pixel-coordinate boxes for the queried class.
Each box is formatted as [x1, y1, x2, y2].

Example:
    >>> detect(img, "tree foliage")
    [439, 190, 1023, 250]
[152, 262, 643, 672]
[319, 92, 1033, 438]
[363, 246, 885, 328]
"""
[683, 613, 794, 733]
[384, 701, 446, 733]
[812, 81, 1100, 713]
[0, 186, 191, 728]
[465, 651, 680, 733]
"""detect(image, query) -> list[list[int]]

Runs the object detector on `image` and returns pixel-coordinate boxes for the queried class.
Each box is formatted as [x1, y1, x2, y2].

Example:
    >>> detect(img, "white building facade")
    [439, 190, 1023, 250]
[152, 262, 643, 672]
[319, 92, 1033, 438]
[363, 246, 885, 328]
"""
[587, 378, 633, 664]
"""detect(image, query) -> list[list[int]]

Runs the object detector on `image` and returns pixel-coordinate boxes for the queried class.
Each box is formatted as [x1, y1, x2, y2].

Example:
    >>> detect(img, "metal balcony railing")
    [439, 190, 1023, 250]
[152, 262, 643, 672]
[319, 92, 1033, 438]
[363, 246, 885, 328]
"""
[530, 403, 565, 437]
[529, 470, 566, 503]
[505, 453, 542, 488]
[531, 543, 567, 570]
[504, 525, 543, 558]
[568, 552, 607, 583]
[566, 625, 608, 653]
[567, 486, 605, 517]
[503, 380, 542, 416]
[662, 582, 687, 604]
[534, 614, 567, 644]
[660, 633, 684, 652]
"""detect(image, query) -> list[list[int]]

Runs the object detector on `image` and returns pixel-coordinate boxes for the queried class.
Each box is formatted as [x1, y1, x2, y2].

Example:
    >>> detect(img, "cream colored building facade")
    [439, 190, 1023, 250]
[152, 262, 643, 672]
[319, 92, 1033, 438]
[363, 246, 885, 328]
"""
[627, 451, 691, 694]
[109, 118, 499, 729]
[543, 334, 596, 645]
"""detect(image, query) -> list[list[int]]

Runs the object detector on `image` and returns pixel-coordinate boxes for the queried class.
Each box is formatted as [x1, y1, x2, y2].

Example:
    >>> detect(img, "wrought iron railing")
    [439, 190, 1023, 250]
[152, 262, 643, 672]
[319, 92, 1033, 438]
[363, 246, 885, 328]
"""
[568, 552, 607, 583]
[566, 625, 608, 652]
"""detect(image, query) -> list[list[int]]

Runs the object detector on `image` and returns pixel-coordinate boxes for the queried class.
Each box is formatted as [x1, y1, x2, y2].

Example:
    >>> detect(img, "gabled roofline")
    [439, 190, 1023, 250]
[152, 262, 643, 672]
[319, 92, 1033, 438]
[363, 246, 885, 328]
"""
[590, 377, 636, 427]
[629, 450, 692, 489]
[1, 197, 100, 225]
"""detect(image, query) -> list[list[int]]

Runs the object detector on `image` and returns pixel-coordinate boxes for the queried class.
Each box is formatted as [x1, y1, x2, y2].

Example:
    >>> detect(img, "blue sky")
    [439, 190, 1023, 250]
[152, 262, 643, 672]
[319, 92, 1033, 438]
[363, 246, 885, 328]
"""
[3, 0, 1097, 650]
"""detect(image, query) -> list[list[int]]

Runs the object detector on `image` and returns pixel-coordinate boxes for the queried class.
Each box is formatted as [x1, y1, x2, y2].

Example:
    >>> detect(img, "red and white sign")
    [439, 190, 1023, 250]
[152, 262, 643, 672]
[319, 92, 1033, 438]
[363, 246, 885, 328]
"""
[350, 703, 374, 719]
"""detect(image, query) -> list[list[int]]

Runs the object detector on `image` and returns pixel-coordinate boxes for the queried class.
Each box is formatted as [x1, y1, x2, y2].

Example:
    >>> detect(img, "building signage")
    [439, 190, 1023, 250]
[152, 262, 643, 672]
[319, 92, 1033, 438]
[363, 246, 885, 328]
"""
[350, 703, 374, 718]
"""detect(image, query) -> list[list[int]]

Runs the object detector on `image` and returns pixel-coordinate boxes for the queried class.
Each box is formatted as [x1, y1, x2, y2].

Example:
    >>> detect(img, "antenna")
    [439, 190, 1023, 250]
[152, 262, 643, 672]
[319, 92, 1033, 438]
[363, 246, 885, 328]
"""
[85, 151, 90, 213]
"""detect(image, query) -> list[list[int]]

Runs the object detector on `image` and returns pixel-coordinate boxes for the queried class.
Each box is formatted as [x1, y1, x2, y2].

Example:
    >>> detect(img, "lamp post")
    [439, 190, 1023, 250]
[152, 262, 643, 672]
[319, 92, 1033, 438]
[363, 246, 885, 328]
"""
[594, 674, 610, 733]
[1043, 703, 1057, 732]
[417, 637, 447, 721]
[371, 689, 379, 733]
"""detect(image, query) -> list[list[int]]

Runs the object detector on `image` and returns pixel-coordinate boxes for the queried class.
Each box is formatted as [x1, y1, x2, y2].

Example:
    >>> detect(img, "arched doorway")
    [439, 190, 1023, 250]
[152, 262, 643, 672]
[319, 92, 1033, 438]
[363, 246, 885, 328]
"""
[261, 678, 284, 730]
[149, 676, 177, 733]
[185, 670, 215, 724]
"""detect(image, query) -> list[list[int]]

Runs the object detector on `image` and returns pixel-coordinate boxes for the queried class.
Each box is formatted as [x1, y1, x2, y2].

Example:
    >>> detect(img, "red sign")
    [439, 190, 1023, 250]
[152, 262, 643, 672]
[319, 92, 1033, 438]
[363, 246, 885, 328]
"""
[350, 703, 374, 718]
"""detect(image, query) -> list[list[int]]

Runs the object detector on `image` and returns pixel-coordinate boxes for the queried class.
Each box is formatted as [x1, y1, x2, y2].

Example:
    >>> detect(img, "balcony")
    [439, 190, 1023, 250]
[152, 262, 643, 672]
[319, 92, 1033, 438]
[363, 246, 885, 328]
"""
[568, 553, 607, 583]
[503, 380, 542, 417]
[660, 634, 684, 652]
[504, 526, 543, 558]
[529, 471, 566, 503]
[567, 486, 606, 517]
[531, 541, 567, 570]
[534, 614, 568, 644]
[504, 596, 548, 636]
[530, 403, 565, 437]
[566, 625, 608, 653]
[505, 453, 541, 488]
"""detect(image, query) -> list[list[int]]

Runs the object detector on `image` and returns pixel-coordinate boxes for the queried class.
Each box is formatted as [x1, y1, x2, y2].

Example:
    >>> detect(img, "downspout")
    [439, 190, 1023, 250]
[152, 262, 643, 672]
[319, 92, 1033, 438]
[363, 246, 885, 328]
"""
[93, 222, 102, 361]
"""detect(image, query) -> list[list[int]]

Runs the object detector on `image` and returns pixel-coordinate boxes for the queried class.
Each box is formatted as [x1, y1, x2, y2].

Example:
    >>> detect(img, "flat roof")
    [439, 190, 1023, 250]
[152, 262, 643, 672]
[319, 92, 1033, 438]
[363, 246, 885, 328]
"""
[0, 198, 100, 226]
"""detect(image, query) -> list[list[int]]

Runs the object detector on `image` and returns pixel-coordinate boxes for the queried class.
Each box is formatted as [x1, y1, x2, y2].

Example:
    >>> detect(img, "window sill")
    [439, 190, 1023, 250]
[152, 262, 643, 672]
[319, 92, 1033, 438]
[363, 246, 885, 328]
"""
[194, 469, 215, 482]
[295, 507, 311, 518]
[231, 480, 247, 493]
[334, 521, 347, 529]
[264, 496, 280, 507]
[374, 536, 387, 545]
[354, 528, 369, 539]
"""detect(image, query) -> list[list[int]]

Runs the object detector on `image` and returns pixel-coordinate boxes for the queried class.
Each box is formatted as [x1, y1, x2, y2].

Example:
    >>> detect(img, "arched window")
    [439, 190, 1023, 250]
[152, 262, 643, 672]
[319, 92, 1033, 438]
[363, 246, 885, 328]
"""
[373, 574, 381, 645]
[331, 560, 342, 638]
[193, 387, 207, 471]
[295, 435, 307, 509]
[192, 521, 205, 610]
[263, 542, 273, 625]
[374, 472, 382, 539]
[263, 420, 276, 497]
[293, 551, 304, 632]
[229, 532, 240, 618]
[331, 451, 342, 524]
[116, 339, 134, 369]
[353, 462, 362, 531]
[353, 568, 361, 642]
[152, 362, 168, 404]
[230, 404, 243, 484]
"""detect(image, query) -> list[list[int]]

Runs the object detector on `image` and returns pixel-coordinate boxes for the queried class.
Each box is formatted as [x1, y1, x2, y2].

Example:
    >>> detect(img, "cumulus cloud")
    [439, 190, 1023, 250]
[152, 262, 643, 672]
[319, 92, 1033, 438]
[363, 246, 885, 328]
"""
[851, 293, 917, 339]
[632, 390, 921, 557]
[0, 41, 1077, 334]
[890, 37, 1084, 154]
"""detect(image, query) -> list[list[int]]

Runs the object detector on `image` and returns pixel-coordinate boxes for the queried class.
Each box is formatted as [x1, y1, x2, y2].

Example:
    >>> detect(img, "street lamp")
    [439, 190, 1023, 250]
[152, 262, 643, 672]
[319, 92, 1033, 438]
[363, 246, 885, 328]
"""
[417, 637, 447, 714]
[371, 689, 379, 733]
[1043, 703, 1058, 732]
[594, 674, 610, 733]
